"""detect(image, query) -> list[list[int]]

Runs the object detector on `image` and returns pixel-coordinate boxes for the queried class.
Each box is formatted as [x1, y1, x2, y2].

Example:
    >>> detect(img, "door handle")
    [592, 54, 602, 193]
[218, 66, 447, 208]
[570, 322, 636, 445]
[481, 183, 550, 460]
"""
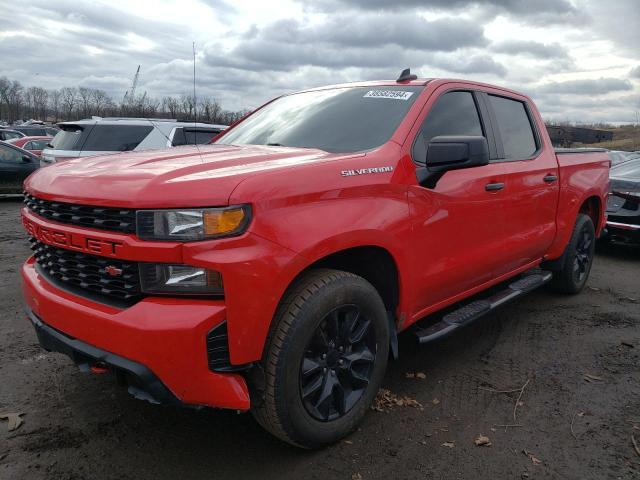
[485, 182, 505, 191]
[543, 174, 558, 183]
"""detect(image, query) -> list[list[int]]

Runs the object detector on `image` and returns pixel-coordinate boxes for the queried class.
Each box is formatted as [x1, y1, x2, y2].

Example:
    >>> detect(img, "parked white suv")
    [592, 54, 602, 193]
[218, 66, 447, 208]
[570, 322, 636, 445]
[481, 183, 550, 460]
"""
[41, 117, 227, 165]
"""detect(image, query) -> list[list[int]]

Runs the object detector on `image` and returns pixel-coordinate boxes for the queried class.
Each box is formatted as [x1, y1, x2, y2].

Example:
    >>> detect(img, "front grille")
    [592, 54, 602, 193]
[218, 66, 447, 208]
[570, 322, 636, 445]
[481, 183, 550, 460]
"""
[30, 238, 142, 306]
[24, 193, 137, 234]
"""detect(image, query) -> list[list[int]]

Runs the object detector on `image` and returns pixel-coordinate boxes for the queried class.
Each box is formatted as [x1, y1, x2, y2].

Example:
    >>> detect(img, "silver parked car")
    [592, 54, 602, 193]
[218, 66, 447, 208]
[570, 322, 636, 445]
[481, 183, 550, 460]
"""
[41, 117, 227, 165]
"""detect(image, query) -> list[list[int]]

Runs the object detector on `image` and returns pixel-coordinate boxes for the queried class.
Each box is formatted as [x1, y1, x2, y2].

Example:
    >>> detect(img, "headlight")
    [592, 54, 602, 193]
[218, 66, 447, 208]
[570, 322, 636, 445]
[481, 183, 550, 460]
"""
[139, 264, 223, 295]
[136, 205, 251, 241]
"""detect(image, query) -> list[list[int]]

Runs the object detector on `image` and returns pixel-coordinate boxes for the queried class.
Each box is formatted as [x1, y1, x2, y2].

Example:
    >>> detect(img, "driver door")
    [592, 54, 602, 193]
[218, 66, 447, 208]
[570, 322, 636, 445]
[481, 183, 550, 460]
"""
[406, 89, 507, 317]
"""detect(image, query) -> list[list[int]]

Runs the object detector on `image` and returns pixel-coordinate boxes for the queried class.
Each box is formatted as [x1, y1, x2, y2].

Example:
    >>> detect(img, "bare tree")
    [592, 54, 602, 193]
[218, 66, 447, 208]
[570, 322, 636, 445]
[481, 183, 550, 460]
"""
[0, 79, 24, 123]
[91, 89, 110, 117]
[199, 97, 222, 123]
[0, 76, 248, 126]
[60, 87, 77, 121]
[49, 89, 61, 122]
[78, 87, 93, 118]
[31, 87, 48, 120]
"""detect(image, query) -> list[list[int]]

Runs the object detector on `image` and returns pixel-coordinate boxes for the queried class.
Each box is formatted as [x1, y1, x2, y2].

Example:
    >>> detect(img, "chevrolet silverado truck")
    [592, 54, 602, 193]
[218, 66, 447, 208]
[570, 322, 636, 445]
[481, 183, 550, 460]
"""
[21, 70, 610, 448]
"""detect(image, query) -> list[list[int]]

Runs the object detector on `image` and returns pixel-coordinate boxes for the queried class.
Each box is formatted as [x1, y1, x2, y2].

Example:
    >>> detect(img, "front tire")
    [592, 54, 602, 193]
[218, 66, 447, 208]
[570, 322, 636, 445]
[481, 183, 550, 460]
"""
[252, 269, 389, 448]
[549, 213, 596, 294]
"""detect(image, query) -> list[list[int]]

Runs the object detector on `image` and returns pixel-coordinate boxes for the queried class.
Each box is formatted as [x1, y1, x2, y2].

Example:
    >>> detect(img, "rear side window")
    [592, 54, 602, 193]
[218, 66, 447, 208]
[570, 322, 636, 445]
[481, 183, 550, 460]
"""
[82, 125, 153, 151]
[420, 91, 484, 144]
[172, 128, 221, 146]
[184, 129, 219, 145]
[489, 95, 537, 159]
[51, 125, 153, 151]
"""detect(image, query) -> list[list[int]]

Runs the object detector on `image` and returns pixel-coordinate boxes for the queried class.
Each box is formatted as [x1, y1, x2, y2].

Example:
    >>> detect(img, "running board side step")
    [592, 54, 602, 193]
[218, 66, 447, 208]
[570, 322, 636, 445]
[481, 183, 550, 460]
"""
[413, 272, 553, 344]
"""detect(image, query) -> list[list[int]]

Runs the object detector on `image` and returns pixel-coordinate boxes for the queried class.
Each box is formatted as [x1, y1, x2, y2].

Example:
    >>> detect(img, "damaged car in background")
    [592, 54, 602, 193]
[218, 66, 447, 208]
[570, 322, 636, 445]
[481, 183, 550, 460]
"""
[606, 157, 640, 243]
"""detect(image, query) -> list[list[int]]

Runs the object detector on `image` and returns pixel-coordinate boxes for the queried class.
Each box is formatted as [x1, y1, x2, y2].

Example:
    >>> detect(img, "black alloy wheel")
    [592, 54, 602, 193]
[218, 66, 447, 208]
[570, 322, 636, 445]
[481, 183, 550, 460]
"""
[573, 223, 593, 284]
[299, 304, 376, 422]
[548, 213, 596, 294]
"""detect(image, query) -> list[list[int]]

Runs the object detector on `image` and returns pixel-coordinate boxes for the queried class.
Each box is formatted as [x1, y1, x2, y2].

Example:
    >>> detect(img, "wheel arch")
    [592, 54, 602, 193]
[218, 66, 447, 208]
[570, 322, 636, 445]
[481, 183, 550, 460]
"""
[579, 195, 603, 233]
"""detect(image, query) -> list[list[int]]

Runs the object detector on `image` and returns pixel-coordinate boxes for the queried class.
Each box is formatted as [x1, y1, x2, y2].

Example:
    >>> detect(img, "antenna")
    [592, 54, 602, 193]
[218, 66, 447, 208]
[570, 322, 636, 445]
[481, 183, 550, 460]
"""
[192, 41, 203, 160]
[193, 42, 197, 145]
[396, 68, 417, 82]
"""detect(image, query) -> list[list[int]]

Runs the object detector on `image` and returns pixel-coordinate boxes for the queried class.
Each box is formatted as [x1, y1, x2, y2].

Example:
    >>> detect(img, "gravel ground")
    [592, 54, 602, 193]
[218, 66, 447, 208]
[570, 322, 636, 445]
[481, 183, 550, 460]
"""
[0, 196, 639, 480]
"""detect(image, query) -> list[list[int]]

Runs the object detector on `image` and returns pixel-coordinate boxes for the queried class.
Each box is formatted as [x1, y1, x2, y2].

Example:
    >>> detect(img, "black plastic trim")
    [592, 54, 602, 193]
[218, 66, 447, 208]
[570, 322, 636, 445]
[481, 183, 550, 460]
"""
[206, 321, 253, 372]
[26, 308, 183, 406]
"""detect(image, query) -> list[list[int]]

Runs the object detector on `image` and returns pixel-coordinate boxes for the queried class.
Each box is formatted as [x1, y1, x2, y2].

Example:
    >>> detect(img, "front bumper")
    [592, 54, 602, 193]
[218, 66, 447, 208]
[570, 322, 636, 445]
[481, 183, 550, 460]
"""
[28, 308, 183, 406]
[606, 220, 640, 243]
[22, 257, 250, 410]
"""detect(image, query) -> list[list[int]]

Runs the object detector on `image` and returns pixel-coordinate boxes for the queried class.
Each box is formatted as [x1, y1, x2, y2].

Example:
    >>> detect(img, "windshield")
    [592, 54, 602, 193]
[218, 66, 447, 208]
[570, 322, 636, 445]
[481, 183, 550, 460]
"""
[216, 86, 422, 153]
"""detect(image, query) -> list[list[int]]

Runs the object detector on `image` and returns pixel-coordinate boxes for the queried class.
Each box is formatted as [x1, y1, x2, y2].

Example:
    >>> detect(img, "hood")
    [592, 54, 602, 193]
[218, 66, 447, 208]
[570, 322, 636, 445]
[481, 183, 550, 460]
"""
[26, 144, 358, 208]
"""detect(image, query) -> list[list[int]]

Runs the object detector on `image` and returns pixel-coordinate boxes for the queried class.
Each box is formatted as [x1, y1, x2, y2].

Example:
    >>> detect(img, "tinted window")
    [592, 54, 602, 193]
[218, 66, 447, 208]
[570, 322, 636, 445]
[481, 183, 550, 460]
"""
[15, 127, 47, 136]
[184, 129, 219, 145]
[82, 125, 153, 151]
[50, 125, 87, 150]
[489, 95, 537, 159]
[1, 131, 22, 140]
[0, 144, 23, 163]
[45, 127, 59, 136]
[420, 91, 483, 144]
[51, 125, 153, 152]
[172, 128, 219, 146]
[217, 86, 422, 153]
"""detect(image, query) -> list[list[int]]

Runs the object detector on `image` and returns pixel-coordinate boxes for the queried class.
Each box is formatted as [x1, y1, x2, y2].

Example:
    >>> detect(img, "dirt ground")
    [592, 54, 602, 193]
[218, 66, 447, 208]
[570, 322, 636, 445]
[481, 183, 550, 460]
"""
[0, 195, 639, 480]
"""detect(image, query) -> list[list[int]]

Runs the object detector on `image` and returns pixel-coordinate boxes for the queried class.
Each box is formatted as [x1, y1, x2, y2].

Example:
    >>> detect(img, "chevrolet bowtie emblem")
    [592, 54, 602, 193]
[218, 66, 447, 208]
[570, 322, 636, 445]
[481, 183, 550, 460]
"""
[104, 265, 123, 277]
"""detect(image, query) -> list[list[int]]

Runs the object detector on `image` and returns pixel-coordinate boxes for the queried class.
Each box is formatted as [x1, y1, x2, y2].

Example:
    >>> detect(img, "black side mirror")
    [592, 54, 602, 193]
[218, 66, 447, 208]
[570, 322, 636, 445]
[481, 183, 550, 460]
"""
[416, 135, 489, 188]
[22, 154, 32, 163]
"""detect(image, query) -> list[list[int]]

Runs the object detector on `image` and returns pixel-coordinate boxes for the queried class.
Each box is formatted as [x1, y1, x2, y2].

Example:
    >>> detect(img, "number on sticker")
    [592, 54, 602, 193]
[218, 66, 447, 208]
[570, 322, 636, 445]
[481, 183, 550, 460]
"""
[363, 90, 414, 100]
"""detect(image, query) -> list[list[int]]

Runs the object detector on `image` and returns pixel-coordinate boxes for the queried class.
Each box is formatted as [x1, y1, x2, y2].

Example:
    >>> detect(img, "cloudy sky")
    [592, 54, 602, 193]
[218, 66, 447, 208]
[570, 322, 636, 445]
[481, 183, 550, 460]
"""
[1, 0, 639, 123]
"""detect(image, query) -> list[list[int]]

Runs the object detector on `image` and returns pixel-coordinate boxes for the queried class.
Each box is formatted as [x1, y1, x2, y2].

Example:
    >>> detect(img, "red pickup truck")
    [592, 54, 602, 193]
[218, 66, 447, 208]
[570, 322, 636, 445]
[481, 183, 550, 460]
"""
[21, 72, 609, 448]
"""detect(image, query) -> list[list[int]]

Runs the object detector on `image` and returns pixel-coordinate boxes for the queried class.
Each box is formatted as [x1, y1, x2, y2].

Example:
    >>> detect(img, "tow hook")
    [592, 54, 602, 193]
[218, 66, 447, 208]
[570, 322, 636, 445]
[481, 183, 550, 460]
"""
[90, 362, 109, 374]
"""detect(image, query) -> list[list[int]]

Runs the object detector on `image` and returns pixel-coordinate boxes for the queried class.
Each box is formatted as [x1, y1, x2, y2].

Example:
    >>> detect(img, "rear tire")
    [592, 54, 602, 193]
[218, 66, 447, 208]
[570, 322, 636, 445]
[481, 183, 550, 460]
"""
[252, 269, 389, 448]
[549, 214, 596, 294]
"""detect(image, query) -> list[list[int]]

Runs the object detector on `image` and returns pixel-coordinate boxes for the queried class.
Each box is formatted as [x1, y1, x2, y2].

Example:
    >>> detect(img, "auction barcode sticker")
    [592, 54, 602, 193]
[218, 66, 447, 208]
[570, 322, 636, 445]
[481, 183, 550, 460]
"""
[363, 90, 414, 100]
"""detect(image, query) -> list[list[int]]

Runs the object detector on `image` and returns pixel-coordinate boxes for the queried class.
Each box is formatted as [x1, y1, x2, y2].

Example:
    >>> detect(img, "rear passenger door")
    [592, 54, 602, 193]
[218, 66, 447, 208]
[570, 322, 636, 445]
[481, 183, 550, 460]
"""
[485, 94, 559, 275]
[407, 89, 507, 314]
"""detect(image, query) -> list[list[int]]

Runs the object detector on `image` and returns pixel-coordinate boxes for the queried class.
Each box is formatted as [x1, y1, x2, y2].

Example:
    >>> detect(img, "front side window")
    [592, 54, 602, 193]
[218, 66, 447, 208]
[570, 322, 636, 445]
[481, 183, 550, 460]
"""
[420, 91, 484, 143]
[216, 86, 422, 153]
[489, 95, 537, 159]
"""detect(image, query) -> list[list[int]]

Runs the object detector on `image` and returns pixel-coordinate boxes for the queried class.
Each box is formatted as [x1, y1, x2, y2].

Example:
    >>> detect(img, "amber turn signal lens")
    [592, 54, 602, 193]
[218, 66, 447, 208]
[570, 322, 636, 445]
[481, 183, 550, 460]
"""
[203, 208, 246, 235]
